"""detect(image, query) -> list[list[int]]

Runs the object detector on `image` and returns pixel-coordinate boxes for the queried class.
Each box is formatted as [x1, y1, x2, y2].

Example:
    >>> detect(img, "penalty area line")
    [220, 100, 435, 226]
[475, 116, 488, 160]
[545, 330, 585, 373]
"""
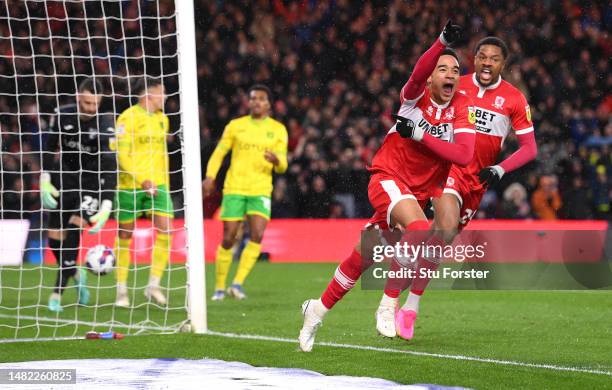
[205, 330, 612, 377]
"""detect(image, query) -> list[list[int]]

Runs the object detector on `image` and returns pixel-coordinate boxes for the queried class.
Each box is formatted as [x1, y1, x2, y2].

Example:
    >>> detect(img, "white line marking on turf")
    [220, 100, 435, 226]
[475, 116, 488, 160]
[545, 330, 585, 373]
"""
[205, 330, 612, 377]
[1, 320, 609, 378]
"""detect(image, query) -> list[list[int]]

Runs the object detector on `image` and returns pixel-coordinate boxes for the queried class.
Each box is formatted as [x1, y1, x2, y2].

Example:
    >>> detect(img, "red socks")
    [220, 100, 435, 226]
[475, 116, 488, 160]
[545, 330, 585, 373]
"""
[410, 234, 445, 295]
[383, 220, 430, 298]
[321, 249, 370, 309]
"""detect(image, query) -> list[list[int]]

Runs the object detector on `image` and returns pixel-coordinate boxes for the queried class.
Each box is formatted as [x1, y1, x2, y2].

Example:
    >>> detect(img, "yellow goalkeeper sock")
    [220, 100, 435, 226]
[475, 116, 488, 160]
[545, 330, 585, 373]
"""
[115, 237, 132, 285]
[214, 245, 233, 291]
[233, 241, 261, 286]
[151, 233, 171, 280]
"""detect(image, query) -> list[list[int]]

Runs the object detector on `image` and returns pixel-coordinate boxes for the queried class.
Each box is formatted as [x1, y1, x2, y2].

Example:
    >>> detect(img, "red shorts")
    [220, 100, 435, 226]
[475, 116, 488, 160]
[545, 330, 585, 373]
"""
[367, 172, 428, 230]
[443, 168, 486, 229]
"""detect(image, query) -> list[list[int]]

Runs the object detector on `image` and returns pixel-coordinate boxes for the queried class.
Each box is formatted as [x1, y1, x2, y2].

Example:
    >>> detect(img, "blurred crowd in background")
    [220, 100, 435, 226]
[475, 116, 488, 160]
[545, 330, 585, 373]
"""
[1, 0, 610, 222]
[198, 0, 610, 221]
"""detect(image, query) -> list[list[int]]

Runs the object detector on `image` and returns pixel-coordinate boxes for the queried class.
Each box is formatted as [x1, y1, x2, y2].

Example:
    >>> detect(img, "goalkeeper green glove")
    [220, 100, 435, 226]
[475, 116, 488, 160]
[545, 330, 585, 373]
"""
[88, 199, 113, 234]
[40, 172, 59, 209]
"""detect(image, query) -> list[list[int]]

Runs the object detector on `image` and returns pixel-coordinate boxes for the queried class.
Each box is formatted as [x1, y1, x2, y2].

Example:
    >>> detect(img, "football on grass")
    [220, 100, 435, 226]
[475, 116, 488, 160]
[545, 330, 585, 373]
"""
[85, 245, 115, 275]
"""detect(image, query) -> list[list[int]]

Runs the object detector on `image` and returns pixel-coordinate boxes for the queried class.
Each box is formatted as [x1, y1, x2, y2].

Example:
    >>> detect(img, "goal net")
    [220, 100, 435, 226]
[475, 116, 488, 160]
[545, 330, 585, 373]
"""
[0, 0, 205, 341]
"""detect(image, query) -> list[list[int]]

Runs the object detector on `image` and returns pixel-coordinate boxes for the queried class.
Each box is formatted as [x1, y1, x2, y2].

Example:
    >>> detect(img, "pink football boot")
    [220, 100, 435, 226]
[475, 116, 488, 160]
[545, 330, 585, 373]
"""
[395, 308, 417, 340]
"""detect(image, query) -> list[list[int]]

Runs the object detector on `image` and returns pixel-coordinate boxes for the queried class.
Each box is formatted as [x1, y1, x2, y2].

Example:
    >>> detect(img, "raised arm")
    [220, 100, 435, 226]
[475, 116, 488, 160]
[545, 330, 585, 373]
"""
[400, 20, 462, 102]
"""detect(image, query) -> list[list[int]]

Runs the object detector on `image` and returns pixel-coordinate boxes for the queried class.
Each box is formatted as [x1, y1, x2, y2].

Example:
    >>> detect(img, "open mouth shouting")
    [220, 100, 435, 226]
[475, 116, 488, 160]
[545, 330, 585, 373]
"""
[441, 82, 455, 97]
[479, 67, 493, 83]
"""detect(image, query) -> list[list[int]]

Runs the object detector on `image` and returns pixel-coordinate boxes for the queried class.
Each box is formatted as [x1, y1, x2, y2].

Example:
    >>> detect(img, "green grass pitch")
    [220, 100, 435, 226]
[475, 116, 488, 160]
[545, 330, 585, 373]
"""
[1, 262, 611, 389]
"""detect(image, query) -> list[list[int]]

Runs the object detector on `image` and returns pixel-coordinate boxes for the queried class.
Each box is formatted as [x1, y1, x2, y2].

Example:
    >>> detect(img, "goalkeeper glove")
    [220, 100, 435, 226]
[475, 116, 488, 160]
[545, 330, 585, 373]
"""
[392, 114, 425, 141]
[439, 19, 463, 46]
[478, 165, 505, 187]
[88, 199, 113, 234]
[40, 172, 59, 209]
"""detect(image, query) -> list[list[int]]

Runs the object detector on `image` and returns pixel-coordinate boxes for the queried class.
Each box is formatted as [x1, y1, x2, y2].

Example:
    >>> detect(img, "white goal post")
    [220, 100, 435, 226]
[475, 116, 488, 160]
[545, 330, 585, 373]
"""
[175, 0, 207, 334]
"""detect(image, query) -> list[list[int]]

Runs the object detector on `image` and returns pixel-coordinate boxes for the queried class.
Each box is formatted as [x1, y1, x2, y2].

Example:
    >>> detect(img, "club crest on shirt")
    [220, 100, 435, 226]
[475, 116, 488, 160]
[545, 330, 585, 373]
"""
[267, 131, 274, 139]
[426, 106, 434, 116]
[444, 107, 455, 120]
[493, 96, 505, 110]
[525, 105, 532, 122]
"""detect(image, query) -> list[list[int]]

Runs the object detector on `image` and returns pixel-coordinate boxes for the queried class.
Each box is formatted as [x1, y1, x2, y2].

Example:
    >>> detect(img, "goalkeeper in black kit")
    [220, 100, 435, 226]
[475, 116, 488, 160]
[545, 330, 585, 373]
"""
[41, 78, 117, 312]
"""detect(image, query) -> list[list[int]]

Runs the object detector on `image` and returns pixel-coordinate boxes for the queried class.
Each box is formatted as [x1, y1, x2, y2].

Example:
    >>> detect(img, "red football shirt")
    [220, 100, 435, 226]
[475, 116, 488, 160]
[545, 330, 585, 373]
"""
[370, 87, 475, 200]
[455, 73, 534, 182]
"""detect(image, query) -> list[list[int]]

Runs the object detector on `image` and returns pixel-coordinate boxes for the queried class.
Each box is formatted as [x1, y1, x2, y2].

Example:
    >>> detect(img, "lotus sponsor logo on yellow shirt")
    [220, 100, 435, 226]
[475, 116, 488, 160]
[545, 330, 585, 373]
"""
[238, 141, 267, 152]
[138, 135, 165, 144]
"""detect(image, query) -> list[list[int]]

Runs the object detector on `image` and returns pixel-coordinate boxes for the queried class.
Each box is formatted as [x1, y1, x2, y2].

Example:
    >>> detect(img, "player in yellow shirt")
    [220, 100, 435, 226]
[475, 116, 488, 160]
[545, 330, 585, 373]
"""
[203, 85, 288, 300]
[112, 77, 173, 307]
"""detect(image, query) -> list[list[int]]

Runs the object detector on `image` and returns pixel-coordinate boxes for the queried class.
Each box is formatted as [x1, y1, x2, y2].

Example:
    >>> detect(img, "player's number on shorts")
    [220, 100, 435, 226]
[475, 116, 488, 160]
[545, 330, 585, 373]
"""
[459, 208, 476, 225]
[80, 196, 99, 216]
[261, 196, 271, 211]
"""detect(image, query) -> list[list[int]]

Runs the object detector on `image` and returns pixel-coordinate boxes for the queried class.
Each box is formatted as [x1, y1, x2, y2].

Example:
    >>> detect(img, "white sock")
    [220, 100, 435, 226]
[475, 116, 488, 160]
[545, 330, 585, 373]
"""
[380, 293, 399, 308]
[313, 298, 329, 318]
[402, 292, 421, 313]
[49, 292, 61, 302]
[148, 275, 160, 288]
[117, 283, 127, 295]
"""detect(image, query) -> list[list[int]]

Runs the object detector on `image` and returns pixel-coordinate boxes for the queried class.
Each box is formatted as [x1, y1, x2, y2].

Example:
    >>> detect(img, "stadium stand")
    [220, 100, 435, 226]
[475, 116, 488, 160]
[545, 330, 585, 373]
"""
[1, 0, 609, 220]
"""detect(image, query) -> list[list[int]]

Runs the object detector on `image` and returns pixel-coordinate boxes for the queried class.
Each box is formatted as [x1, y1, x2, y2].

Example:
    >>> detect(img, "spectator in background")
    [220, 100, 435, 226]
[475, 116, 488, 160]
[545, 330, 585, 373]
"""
[592, 166, 610, 219]
[531, 175, 563, 220]
[303, 175, 331, 218]
[499, 183, 531, 219]
[271, 177, 298, 218]
[561, 177, 593, 219]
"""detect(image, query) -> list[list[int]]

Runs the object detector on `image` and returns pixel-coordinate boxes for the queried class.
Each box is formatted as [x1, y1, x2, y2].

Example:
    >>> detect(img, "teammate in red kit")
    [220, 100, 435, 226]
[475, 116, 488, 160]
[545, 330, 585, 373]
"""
[298, 21, 476, 352]
[383, 37, 539, 342]
[433, 37, 537, 235]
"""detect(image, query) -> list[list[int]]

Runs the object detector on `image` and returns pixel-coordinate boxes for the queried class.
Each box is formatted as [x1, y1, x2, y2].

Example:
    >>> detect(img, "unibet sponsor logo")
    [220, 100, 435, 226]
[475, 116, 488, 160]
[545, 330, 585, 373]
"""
[474, 108, 497, 133]
[417, 118, 450, 138]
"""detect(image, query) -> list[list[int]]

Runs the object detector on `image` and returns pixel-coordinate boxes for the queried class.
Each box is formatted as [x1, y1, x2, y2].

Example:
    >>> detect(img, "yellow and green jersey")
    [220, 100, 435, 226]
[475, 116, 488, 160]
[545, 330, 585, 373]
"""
[113, 104, 170, 190]
[206, 115, 288, 196]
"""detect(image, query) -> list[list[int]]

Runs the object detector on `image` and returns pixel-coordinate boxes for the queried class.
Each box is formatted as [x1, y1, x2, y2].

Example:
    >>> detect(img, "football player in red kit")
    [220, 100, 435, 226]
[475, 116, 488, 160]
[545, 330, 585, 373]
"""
[298, 21, 476, 352]
[434, 37, 537, 236]
[381, 37, 539, 342]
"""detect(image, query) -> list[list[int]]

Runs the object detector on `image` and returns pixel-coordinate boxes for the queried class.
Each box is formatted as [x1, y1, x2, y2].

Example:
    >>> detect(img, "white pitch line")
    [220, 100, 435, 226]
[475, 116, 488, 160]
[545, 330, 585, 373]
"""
[205, 330, 612, 377]
[1, 322, 610, 377]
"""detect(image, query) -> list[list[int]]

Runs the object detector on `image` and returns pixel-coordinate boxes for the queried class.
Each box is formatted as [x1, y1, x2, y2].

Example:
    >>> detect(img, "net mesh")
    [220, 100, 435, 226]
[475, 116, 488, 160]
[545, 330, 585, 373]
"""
[0, 0, 191, 340]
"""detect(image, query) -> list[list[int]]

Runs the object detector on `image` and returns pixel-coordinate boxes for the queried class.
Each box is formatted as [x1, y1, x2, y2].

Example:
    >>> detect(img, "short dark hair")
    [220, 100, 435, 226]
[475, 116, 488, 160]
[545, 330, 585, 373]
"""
[134, 76, 163, 96]
[475, 36, 509, 59]
[441, 47, 460, 63]
[78, 77, 103, 94]
[248, 84, 272, 101]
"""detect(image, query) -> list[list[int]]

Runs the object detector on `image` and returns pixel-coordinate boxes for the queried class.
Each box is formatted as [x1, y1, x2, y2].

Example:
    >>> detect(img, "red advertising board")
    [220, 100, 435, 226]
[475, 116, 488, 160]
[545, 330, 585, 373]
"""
[43, 219, 609, 264]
